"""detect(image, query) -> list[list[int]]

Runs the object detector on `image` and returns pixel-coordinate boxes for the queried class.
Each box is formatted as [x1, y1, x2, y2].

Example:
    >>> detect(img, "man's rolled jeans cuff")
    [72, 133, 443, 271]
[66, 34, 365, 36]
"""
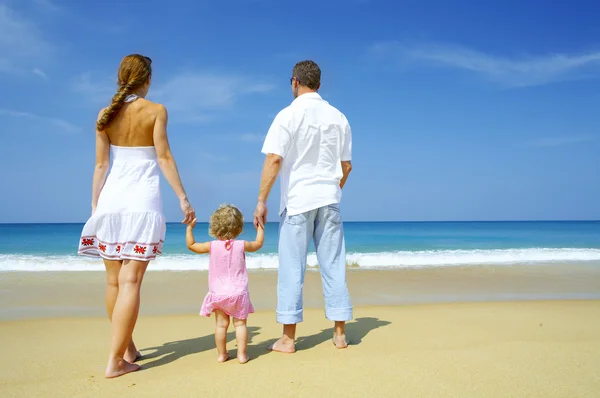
[276, 309, 304, 325]
[325, 307, 353, 322]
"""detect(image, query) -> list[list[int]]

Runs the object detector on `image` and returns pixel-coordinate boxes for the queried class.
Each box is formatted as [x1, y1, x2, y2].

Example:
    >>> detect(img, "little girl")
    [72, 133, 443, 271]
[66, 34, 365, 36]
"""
[186, 204, 264, 364]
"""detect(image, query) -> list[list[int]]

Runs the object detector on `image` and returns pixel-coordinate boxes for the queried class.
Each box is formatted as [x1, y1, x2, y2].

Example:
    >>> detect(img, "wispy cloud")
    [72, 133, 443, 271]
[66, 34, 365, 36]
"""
[152, 72, 274, 123]
[0, 108, 80, 134]
[73, 71, 275, 123]
[528, 134, 596, 148]
[237, 133, 265, 142]
[371, 41, 600, 87]
[71, 72, 115, 105]
[33, 68, 47, 79]
[0, 3, 53, 74]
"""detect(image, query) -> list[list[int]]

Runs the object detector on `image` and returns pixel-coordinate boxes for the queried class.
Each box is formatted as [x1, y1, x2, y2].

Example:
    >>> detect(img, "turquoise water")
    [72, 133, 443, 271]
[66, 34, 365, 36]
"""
[1, 221, 599, 271]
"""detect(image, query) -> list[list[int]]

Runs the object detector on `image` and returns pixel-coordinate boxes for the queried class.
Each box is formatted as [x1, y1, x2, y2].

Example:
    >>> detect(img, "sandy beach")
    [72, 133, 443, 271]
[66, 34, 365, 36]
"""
[1, 266, 600, 397]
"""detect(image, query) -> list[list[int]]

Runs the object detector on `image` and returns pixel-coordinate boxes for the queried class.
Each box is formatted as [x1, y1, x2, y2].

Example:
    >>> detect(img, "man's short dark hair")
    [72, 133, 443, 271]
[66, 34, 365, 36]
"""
[292, 60, 321, 90]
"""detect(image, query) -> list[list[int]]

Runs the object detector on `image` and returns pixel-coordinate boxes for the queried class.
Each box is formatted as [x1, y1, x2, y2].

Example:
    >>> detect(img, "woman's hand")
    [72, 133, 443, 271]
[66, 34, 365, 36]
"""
[180, 198, 195, 224]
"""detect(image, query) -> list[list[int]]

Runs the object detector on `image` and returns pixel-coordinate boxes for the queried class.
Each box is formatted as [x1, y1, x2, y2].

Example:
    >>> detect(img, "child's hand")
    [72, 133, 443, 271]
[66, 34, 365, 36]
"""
[188, 218, 197, 229]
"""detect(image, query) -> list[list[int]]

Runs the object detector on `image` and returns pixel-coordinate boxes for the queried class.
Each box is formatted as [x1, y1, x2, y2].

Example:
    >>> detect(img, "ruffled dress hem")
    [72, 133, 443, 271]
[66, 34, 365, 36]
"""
[77, 212, 166, 261]
[200, 292, 255, 320]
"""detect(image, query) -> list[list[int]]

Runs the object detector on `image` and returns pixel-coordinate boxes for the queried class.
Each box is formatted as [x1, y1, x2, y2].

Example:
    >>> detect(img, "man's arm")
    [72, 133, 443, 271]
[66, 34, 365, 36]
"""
[340, 161, 352, 189]
[254, 154, 282, 227]
[255, 110, 292, 228]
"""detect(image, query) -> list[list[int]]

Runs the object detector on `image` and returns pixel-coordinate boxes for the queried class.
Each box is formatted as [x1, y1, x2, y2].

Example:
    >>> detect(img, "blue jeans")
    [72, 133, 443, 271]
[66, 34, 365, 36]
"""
[276, 203, 353, 324]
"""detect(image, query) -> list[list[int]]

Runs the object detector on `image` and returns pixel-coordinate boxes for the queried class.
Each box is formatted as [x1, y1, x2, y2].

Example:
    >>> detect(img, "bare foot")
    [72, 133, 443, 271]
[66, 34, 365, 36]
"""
[217, 353, 230, 363]
[105, 358, 141, 379]
[124, 349, 141, 363]
[332, 334, 349, 349]
[238, 354, 250, 364]
[267, 338, 296, 353]
[124, 340, 141, 363]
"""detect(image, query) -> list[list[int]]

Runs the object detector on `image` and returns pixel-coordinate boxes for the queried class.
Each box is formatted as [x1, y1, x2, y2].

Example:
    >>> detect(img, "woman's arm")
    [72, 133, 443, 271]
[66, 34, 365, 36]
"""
[186, 219, 210, 254]
[153, 104, 195, 224]
[245, 225, 264, 253]
[91, 109, 110, 214]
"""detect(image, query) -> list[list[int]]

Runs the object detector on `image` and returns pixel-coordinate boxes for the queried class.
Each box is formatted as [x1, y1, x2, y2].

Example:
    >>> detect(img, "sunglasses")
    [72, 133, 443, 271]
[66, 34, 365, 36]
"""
[290, 77, 300, 85]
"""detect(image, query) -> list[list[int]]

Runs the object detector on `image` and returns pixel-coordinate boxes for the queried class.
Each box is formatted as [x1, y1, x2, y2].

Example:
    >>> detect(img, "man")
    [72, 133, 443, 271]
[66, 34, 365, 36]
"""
[254, 60, 353, 353]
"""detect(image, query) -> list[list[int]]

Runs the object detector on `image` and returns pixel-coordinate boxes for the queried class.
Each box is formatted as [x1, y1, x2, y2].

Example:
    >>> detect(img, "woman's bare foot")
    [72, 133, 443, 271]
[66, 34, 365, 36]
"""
[267, 337, 296, 353]
[217, 353, 230, 363]
[332, 334, 349, 349]
[238, 354, 250, 364]
[124, 341, 141, 363]
[105, 358, 141, 379]
[124, 349, 141, 363]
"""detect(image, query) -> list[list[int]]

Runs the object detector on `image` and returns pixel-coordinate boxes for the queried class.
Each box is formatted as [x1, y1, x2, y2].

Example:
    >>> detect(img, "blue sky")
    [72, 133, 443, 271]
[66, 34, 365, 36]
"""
[1, 0, 599, 223]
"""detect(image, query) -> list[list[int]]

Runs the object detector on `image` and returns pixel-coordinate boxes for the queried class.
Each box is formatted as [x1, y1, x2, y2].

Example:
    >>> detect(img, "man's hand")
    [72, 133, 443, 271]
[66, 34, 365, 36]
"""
[254, 201, 268, 229]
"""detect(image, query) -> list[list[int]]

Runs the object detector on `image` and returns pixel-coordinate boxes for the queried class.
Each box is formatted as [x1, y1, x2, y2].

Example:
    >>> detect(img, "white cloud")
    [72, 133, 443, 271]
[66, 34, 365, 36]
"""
[33, 68, 47, 79]
[152, 72, 274, 123]
[529, 134, 596, 148]
[372, 41, 600, 87]
[71, 72, 115, 106]
[0, 3, 53, 74]
[237, 133, 265, 142]
[73, 71, 274, 123]
[0, 108, 80, 133]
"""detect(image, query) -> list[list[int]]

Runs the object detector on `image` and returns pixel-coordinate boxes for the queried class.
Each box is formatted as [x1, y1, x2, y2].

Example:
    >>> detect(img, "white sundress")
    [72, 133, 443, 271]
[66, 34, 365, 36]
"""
[78, 96, 166, 261]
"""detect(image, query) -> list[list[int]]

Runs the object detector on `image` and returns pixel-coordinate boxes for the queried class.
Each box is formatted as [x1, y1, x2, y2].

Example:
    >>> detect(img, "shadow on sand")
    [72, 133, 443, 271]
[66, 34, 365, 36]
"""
[140, 326, 261, 370]
[246, 316, 391, 360]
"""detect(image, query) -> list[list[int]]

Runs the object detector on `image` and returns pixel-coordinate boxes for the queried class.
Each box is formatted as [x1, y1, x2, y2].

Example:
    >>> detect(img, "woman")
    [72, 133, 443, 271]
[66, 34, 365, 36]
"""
[78, 54, 195, 378]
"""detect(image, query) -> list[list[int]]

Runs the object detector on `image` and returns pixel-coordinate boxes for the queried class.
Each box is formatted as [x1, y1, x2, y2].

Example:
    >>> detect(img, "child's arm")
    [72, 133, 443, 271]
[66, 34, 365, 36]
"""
[245, 225, 264, 253]
[186, 219, 210, 254]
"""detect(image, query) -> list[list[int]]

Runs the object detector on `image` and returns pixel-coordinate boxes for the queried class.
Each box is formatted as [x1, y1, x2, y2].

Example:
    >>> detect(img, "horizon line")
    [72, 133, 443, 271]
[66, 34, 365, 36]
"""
[1, 219, 599, 225]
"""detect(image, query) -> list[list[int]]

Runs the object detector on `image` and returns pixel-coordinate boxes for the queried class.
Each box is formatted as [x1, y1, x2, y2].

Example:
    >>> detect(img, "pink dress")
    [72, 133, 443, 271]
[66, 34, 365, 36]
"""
[200, 240, 254, 319]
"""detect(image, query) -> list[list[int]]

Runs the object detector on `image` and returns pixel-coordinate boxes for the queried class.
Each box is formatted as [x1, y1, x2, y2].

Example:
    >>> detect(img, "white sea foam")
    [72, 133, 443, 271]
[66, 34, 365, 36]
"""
[1, 248, 600, 272]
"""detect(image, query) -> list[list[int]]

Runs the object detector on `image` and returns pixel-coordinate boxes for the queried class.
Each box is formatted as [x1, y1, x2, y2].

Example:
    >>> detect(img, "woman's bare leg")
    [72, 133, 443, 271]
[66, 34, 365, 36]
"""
[214, 310, 230, 363]
[233, 317, 249, 364]
[105, 259, 149, 378]
[104, 259, 139, 363]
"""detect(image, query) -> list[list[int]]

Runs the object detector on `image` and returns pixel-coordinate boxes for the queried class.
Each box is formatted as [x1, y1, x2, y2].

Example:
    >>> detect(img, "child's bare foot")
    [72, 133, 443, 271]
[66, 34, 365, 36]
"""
[332, 334, 349, 349]
[267, 337, 296, 353]
[105, 358, 140, 379]
[237, 354, 249, 364]
[217, 353, 230, 363]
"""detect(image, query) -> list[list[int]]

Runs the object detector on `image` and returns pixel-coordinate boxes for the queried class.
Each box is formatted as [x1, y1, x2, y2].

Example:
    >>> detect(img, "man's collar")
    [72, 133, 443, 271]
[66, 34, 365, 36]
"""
[292, 92, 323, 103]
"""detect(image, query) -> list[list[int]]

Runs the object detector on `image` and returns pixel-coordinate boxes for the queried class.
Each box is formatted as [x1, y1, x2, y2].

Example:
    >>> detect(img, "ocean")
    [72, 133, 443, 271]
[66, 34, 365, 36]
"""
[1, 221, 599, 272]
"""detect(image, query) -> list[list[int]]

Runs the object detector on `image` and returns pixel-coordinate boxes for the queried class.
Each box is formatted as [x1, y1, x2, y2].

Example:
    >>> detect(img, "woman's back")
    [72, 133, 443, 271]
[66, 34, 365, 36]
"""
[103, 97, 161, 147]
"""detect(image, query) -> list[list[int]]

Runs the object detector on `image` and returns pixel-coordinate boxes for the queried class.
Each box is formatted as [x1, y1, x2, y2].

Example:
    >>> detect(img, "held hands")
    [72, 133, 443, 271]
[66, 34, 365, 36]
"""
[253, 201, 267, 229]
[180, 198, 196, 224]
[187, 218, 197, 229]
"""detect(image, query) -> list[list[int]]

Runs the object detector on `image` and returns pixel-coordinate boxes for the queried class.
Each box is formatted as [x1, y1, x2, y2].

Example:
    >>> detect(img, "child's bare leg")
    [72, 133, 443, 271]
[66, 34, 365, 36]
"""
[233, 317, 249, 364]
[214, 310, 230, 362]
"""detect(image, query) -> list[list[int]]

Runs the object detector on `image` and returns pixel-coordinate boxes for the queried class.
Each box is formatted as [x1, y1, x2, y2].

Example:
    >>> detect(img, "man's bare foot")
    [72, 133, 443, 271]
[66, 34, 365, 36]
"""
[105, 358, 141, 379]
[333, 334, 349, 349]
[237, 354, 249, 364]
[267, 338, 296, 353]
[217, 353, 230, 363]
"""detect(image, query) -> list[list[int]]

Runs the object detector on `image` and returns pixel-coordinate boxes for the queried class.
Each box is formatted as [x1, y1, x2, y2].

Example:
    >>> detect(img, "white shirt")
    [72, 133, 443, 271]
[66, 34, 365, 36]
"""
[261, 92, 352, 216]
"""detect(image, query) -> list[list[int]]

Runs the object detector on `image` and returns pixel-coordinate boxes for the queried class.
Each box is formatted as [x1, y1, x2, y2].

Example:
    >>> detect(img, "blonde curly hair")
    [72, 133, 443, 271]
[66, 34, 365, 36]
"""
[209, 204, 244, 240]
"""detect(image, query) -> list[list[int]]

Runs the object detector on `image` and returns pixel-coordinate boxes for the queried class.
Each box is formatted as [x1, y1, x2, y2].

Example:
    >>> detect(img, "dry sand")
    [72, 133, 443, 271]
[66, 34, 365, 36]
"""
[1, 301, 600, 397]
